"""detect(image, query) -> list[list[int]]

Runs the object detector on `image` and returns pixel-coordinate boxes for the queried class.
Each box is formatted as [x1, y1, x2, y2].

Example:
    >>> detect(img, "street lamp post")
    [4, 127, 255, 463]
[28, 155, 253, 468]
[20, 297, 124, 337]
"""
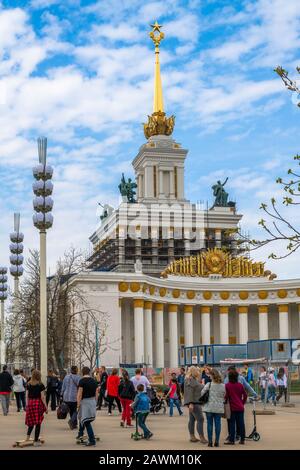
[95, 324, 99, 369]
[9, 213, 24, 369]
[32, 137, 54, 383]
[0, 267, 8, 367]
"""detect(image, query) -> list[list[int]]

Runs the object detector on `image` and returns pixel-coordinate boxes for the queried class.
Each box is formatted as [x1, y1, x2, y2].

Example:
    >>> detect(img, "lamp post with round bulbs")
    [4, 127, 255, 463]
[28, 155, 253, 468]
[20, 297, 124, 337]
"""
[0, 267, 8, 367]
[32, 137, 54, 383]
[9, 213, 24, 368]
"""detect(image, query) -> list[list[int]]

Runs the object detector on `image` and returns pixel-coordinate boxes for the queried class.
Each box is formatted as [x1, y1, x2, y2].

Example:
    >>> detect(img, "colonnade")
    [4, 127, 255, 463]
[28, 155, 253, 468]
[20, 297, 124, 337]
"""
[132, 300, 297, 368]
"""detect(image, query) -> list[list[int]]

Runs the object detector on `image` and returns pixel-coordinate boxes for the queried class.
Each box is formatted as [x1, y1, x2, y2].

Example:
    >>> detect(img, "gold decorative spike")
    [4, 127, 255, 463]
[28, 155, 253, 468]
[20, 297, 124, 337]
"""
[161, 248, 274, 279]
[143, 22, 175, 139]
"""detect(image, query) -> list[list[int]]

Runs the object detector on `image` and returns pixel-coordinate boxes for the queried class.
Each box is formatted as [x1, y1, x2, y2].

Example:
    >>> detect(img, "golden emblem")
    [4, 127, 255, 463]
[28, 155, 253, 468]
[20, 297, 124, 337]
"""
[204, 248, 226, 274]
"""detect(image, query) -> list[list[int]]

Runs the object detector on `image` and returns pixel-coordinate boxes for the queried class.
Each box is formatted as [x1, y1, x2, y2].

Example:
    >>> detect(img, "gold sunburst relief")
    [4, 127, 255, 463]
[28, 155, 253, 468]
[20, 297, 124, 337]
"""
[161, 248, 277, 279]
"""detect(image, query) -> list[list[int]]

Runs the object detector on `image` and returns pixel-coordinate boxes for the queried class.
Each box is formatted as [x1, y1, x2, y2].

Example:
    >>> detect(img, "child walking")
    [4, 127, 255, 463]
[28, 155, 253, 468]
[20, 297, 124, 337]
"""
[131, 384, 152, 440]
[25, 370, 47, 446]
[166, 378, 183, 417]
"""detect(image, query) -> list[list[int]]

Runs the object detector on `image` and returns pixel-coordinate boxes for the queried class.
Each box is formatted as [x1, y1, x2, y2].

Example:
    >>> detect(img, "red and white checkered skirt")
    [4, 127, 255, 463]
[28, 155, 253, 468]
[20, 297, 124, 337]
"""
[25, 399, 46, 427]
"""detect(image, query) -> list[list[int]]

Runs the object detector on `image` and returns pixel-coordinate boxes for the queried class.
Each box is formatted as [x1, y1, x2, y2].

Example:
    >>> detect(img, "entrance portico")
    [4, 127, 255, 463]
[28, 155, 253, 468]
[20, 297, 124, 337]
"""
[71, 271, 300, 368]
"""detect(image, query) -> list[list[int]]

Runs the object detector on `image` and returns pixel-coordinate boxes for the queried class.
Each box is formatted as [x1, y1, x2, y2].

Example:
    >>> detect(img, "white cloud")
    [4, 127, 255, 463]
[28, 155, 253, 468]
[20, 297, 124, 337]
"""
[89, 23, 141, 43]
[164, 13, 200, 43]
[207, 0, 300, 67]
[30, 0, 64, 8]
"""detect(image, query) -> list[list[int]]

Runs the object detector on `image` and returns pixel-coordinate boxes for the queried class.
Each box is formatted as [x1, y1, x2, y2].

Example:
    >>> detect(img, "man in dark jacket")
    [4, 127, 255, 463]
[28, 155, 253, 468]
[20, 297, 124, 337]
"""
[46, 370, 59, 411]
[0, 365, 14, 415]
[97, 366, 108, 410]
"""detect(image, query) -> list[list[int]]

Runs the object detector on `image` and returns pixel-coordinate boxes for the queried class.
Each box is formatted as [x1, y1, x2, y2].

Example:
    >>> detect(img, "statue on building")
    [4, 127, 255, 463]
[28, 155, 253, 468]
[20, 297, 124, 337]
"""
[118, 173, 137, 203]
[98, 203, 114, 222]
[212, 177, 229, 207]
[134, 258, 143, 273]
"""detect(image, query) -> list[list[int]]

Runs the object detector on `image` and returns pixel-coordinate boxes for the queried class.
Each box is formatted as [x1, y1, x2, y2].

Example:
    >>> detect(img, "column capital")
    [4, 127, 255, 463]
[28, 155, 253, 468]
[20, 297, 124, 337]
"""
[168, 304, 178, 313]
[238, 306, 248, 314]
[278, 304, 289, 313]
[154, 302, 164, 311]
[144, 301, 153, 309]
[258, 305, 268, 314]
[133, 299, 144, 308]
[200, 306, 210, 314]
[219, 306, 229, 314]
[184, 305, 193, 314]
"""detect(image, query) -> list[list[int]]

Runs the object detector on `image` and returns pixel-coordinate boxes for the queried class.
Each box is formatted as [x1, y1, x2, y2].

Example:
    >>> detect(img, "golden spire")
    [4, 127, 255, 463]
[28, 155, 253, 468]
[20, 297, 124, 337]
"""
[150, 21, 164, 113]
[143, 22, 175, 140]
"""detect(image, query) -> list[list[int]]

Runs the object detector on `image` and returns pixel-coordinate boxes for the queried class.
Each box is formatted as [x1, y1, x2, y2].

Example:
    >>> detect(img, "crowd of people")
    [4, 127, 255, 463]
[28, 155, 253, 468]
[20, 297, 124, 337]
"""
[258, 366, 288, 405]
[0, 362, 289, 448]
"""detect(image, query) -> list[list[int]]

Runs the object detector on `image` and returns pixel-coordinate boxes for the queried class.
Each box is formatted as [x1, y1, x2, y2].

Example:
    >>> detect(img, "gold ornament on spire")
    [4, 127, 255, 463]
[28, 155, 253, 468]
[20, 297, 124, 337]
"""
[143, 22, 175, 139]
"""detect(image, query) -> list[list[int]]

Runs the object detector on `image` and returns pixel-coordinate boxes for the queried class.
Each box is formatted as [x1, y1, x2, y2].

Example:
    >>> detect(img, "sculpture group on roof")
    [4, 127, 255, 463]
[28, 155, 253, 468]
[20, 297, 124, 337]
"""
[212, 177, 236, 208]
[118, 173, 137, 203]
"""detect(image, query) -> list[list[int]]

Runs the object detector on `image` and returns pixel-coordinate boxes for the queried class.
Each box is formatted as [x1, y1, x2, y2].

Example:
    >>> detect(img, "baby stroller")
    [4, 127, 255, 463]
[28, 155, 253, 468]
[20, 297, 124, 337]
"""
[246, 397, 260, 441]
[147, 387, 167, 414]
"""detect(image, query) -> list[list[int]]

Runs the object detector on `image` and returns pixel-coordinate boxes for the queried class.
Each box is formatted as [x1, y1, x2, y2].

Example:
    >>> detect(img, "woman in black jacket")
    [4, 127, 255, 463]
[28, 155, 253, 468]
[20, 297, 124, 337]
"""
[118, 370, 135, 428]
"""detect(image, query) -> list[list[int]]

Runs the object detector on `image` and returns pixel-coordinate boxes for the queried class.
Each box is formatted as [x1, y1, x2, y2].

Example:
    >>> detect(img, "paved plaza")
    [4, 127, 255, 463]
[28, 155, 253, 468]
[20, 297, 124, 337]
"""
[1, 398, 300, 451]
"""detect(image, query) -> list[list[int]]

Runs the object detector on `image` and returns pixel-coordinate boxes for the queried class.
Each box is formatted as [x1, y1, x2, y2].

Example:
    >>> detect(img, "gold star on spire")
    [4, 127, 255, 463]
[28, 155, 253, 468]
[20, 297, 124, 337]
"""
[150, 21, 162, 32]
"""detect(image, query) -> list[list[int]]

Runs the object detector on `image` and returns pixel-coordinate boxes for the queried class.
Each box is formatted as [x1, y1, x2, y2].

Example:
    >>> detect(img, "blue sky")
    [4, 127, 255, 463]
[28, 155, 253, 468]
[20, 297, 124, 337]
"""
[0, 0, 300, 278]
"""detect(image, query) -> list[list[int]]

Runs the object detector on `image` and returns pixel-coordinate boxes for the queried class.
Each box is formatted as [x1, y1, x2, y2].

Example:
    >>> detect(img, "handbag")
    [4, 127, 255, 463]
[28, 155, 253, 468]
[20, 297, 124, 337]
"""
[223, 400, 231, 419]
[57, 402, 69, 420]
[198, 383, 211, 406]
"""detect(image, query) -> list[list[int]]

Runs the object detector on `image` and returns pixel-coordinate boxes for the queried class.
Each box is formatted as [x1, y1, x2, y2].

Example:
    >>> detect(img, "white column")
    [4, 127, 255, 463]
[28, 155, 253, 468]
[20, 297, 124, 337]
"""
[154, 303, 164, 368]
[169, 170, 175, 198]
[201, 306, 211, 345]
[169, 304, 178, 368]
[144, 166, 153, 198]
[238, 306, 248, 344]
[159, 169, 164, 197]
[199, 228, 206, 250]
[177, 167, 184, 199]
[133, 299, 144, 364]
[215, 229, 222, 248]
[298, 304, 300, 334]
[219, 306, 229, 344]
[279, 304, 289, 339]
[184, 305, 193, 346]
[138, 173, 143, 199]
[258, 305, 268, 340]
[144, 301, 153, 366]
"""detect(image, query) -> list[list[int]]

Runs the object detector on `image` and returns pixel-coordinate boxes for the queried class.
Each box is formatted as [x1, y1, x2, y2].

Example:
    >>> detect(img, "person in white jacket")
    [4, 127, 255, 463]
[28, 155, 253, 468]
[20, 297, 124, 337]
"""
[276, 367, 288, 403]
[200, 368, 225, 447]
[13, 369, 26, 411]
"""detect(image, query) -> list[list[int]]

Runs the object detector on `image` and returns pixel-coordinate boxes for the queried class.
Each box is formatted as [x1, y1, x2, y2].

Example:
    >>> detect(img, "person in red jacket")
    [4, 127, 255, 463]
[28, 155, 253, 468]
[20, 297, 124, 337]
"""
[224, 370, 247, 445]
[106, 369, 121, 415]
